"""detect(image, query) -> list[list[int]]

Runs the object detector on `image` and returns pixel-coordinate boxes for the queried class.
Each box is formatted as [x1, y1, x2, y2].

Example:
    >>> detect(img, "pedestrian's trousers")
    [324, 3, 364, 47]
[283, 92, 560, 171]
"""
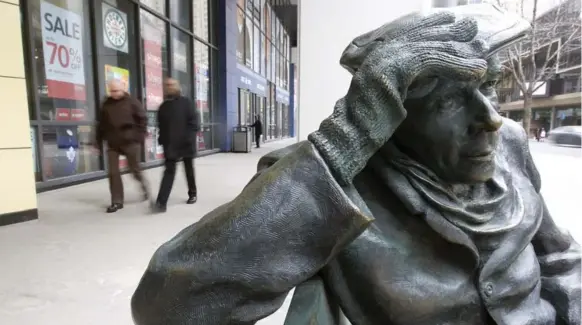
[107, 144, 150, 204]
[156, 157, 197, 206]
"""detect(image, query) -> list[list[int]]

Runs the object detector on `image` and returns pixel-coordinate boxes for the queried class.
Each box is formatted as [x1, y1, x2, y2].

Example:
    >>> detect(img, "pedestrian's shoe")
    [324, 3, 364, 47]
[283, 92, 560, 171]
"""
[187, 196, 197, 204]
[150, 201, 167, 214]
[106, 203, 123, 213]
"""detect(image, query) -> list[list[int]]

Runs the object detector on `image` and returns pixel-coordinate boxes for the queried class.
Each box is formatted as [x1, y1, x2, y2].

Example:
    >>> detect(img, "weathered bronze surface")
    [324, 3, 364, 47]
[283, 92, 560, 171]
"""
[131, 4, 581, 325]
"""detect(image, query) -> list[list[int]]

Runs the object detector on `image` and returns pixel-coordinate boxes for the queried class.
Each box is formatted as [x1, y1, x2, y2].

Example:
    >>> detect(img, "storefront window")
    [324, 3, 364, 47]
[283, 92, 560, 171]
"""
[41, 125, 100, 180]
[253, 23, 261, 74]
[97, 0, 139, 97]
[141, 9, 168, 162]
[31, 0, 96, 121]
[260, 32, 266, 77]
[236, 7, 246, 65]
[193, 0, 209, 41]
[245, 18, 254, 68]
[271, 43, 276, 84]
[141, 0, 165, 15]
[532, 108, 551, 133]
[170, 0, 192, 30]
[171, 28, 193, 98]
[195, 41, 213, 151]
[555, 107, 581, 128]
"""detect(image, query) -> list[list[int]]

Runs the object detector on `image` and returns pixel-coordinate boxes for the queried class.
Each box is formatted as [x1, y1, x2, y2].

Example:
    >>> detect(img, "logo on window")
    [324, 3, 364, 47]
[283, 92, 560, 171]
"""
[104, 9, 127, 49]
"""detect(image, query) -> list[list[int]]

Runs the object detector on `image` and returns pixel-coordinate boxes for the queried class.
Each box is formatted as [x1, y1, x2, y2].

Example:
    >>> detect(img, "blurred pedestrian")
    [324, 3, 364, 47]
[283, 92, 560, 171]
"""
[249, 115, 263, 148]
[96, 79, 150, 213]
[152, 78, 200, 213]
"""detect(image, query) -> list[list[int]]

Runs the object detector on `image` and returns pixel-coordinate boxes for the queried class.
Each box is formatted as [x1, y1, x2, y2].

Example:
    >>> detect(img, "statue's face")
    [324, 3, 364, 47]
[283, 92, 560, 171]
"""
[394, 57, 503, 184]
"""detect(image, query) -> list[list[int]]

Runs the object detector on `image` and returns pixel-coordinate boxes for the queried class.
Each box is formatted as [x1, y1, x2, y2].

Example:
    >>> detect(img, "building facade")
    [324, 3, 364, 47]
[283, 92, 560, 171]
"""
[498, 0, 581, 133]
[1, 0, 294, 225]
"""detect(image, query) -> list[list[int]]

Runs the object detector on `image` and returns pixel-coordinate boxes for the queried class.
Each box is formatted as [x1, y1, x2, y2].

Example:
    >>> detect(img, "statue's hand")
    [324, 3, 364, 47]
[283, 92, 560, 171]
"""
[309, 14, 489, 186]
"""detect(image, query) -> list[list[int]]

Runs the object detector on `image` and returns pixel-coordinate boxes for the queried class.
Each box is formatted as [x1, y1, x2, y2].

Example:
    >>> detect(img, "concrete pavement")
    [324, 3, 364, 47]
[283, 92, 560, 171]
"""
[0, 138, 297, 325]
[0, 138, 580, 325]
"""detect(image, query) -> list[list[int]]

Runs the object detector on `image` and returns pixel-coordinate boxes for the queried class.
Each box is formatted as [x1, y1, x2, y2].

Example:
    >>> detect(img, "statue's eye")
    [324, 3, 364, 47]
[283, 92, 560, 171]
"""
[482, 80, 499, 88]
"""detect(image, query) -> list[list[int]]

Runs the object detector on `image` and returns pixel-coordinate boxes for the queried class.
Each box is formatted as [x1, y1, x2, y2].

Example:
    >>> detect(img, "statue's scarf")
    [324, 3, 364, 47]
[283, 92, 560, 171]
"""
[369, 141, 525, 256]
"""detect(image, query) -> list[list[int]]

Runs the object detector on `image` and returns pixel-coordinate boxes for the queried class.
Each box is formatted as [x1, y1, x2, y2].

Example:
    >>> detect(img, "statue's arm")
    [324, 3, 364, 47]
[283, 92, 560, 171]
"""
[531, 197, 581, 324]
[131, 142, 372, 325]
[522, 136, 581, 324]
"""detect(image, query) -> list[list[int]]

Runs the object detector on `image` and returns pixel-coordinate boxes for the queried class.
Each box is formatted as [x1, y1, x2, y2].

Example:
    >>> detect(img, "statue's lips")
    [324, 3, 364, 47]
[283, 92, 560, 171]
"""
[463, 150, 495, 161]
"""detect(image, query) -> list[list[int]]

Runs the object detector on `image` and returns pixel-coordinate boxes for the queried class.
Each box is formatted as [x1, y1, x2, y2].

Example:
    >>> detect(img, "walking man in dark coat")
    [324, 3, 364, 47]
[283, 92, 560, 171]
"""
[96, 79, 150, 213]
[152, 78, 200, 213]
[249, 115, 263, 148]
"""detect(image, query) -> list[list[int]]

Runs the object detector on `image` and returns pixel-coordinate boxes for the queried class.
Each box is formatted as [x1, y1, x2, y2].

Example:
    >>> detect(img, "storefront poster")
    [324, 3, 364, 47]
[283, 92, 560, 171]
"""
[104, 65, 130, 94]
[40, 1, 86, 101]
[102, 2, 129, 53]
[143, 22, 164, 110]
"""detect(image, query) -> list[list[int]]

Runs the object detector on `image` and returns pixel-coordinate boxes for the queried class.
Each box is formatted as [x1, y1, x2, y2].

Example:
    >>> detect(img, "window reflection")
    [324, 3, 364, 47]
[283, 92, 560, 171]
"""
[141, 9, 168, 162]
[41, 125, 100, 180]
[170, 0, 191, 29]
[172, 28, 193, 98]
[194, 41, 210, 124]
[140, 0, 165, 14]
[193, 0, 209, 41]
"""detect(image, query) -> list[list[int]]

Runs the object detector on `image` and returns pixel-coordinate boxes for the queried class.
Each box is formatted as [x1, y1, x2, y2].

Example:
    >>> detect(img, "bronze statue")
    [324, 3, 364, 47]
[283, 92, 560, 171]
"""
[131, 4, 581, 325]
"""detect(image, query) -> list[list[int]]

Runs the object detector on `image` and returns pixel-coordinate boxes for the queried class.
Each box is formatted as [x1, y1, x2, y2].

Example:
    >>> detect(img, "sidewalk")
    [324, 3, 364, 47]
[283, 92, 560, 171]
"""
[0, 138, 297, 325]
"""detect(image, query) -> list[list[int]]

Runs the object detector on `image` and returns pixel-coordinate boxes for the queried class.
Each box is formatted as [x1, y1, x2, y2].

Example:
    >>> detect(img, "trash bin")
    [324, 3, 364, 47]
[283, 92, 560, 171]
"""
[232, 126, 252, 153]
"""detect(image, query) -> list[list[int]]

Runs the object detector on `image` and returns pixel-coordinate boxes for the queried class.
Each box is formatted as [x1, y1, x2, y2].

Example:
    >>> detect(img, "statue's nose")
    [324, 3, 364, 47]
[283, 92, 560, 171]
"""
[472, 89, 503, 132]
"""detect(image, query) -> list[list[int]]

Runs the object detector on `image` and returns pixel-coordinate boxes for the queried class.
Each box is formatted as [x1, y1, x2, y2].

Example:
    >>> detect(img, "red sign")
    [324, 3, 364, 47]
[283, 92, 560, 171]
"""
[70, 108, 86, 121]
[143, 24, 164, 111]
[46, 80, 86, 101]
[197, 131, 206, 151]
[55, 108, 70, 120]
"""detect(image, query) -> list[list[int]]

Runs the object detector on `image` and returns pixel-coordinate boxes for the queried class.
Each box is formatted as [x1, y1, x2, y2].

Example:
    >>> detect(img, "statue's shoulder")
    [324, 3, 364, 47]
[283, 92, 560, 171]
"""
[256, 140, 315, 172]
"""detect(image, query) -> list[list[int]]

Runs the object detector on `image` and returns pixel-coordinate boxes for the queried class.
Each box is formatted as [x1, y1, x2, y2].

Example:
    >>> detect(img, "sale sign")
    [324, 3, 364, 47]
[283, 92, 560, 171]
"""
[143, 22, 164, 111]
[41, 1, 86, 101]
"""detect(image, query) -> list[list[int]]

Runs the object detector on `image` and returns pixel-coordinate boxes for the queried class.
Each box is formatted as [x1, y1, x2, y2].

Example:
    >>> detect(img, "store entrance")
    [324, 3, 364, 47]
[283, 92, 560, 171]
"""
[238, 89, 265, 140]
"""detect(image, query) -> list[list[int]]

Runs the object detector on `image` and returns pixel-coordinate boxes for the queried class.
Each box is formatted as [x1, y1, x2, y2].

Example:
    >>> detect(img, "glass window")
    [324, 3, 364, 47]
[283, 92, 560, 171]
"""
[140, 0, 165, 15]
[246, 0, 253, 16]
[171, 28, 193, 98]
[141, 9, 168, 111]
[31, 0, 96, 121]
[41, 125, 100, 180]
[236, 7, 246, 64]
[141, 9, 168, 162]
[194, 41, 211, 124]
[193, 0, 209, 41]
[195, 41, 212, 151]
[555, 107, 581, 128]
[253, 23, 261, 73]
[270, 42, 276, 83]
[261, 0, 268, 32]
[97, 0, 139, 97]
[170, 0, 192, 30]
[260, 32, 266, 77]
[245, 18, 254, 68]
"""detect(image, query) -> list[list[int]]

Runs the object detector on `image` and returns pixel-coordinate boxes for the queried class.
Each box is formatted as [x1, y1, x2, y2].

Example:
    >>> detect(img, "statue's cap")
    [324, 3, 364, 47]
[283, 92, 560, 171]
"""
[340, 3, 531, 75]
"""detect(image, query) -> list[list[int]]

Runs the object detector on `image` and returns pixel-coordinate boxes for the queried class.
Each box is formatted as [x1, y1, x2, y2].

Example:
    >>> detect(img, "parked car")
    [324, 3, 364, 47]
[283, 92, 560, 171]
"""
[547, 126, 582, 147]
